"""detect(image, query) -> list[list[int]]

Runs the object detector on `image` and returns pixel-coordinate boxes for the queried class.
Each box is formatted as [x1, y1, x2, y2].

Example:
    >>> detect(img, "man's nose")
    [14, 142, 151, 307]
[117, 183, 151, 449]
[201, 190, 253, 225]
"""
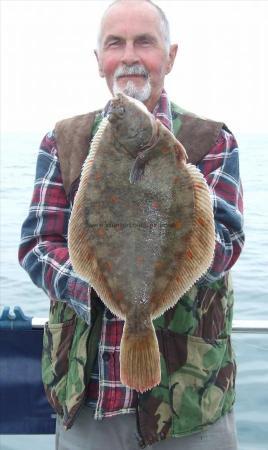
[121, 42, 139, 65]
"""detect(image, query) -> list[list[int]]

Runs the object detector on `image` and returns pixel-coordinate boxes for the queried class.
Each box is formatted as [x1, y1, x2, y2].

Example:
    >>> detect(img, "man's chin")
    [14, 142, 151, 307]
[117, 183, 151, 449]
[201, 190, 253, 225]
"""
[113, 79, 152, 103]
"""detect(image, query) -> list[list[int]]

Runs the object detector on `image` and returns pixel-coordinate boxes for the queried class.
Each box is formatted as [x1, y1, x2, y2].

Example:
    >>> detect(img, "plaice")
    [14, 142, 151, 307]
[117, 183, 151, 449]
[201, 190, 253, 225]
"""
[68, 93, 215, 392]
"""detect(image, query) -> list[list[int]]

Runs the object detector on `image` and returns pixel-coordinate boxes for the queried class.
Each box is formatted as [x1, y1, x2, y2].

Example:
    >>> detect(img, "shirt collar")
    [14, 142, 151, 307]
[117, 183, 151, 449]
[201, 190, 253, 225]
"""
[152, 89, 173, 132]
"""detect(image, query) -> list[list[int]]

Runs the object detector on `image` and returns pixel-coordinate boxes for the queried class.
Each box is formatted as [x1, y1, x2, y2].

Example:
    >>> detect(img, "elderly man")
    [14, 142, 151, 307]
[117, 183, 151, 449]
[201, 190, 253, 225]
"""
[19, 1, 244, 449]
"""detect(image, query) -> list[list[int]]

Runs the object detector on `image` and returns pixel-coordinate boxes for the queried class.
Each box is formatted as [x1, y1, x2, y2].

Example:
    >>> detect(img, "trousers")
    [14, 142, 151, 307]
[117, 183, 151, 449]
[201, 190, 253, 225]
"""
[55, 405, 238, 450]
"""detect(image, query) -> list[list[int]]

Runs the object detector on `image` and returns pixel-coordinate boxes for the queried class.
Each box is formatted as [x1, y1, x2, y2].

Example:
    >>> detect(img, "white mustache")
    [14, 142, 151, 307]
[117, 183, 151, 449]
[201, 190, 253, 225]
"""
[114, 64, 149, 79]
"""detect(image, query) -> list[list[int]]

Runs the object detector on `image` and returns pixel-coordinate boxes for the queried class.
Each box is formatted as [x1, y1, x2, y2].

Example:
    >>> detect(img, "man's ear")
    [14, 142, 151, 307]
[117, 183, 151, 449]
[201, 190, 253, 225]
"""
[94, 49, 104, 78]
[165, 43, 178, 75]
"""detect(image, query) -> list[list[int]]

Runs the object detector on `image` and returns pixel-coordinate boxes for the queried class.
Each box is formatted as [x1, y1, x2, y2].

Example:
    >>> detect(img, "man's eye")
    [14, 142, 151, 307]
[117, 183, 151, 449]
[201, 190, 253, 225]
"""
[136, 37, 154, 47]
[107, 40, 121, 48]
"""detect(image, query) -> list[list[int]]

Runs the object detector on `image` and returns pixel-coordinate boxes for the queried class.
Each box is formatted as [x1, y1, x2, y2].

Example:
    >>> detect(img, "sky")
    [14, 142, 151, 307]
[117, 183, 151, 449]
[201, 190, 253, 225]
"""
[1, 0, 268, 136]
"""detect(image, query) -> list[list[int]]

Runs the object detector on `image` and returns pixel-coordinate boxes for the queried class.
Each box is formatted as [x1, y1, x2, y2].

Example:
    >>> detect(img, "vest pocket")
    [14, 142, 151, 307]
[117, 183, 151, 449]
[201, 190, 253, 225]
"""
[157, 329, 232, 435]
[42, 317, 76, 414]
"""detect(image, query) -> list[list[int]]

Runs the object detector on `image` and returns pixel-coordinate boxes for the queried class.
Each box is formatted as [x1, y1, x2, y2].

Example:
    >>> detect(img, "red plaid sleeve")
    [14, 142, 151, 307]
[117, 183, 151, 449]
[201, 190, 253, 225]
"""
[18, 131, 91, 322]
[197, 128, 245, 284]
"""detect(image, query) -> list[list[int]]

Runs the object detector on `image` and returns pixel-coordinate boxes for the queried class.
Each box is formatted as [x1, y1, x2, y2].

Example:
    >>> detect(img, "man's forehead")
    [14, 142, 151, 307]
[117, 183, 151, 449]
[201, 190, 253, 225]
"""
[102, 31, 159, 46]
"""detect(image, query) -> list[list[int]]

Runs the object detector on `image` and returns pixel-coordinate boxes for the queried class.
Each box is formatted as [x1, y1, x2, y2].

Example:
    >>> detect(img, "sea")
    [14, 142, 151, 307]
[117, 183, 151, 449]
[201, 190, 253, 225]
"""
[0, 132, 267, 450]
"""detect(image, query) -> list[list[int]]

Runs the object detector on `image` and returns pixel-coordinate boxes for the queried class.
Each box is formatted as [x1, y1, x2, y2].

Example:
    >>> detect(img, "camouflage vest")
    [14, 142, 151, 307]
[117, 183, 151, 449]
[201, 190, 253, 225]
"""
[42, 103, 236, 447]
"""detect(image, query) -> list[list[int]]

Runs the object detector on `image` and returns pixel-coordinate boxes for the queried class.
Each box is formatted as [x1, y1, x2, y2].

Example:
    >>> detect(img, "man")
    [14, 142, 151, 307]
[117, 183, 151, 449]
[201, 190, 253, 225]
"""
[18, 1, 244, 449]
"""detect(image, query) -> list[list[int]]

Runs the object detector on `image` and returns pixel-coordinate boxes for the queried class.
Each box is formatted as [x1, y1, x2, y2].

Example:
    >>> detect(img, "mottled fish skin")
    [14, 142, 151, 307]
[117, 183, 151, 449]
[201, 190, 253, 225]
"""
[68, 93, 215, 392]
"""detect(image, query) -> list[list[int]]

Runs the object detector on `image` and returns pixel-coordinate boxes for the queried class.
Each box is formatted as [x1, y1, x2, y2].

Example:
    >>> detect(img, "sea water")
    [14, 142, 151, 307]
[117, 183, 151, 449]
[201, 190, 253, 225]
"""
[0, 132, 267, 449]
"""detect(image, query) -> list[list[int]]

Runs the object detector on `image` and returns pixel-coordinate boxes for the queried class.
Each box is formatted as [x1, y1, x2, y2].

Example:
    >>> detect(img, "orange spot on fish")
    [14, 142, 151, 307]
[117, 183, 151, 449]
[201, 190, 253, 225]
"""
[97, 227, 106, 238]
[154, 260, 164, 270]
[115, 291, 124, 302]
[197, 217, 206, 227]
[111, 195, 119, 204]
[174, 220, 182, 230]
[186, 249, 193, 259]
[152, 201, 159, 209]
[94, 171, 102, 181]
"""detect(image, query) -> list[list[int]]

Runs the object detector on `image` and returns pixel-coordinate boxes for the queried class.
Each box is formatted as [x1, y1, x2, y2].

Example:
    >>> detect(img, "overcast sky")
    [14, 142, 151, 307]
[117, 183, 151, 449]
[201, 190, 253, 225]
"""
[1, 0, 268, 136]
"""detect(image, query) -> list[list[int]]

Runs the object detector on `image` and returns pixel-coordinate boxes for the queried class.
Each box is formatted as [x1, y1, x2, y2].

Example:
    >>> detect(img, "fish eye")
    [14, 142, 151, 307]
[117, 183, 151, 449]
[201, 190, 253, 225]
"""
[117, 106, 125, 116]
[107, 105, 125, 123]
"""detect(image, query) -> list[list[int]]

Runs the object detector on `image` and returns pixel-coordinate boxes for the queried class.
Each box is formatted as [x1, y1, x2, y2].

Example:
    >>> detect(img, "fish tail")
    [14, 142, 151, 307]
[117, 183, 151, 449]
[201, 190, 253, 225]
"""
[120, 318, 161, 392]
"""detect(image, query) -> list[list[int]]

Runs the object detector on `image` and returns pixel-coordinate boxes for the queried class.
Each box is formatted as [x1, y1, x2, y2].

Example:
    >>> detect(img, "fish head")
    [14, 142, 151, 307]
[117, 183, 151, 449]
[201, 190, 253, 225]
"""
[107, 93, 157, 158]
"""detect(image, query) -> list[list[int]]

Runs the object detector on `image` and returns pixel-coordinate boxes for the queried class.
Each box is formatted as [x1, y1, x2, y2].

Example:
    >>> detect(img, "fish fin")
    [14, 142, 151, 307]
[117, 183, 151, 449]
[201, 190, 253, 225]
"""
[151, 163, 215, 318]
[175, 140, 188, 163]
[120, 319, 161, 393]
[129, 158, 145, 184]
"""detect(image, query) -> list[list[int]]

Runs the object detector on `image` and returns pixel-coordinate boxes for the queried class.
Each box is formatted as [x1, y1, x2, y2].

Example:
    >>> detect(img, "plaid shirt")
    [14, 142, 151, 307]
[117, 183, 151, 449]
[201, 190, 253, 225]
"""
[19, 91, 244, 419]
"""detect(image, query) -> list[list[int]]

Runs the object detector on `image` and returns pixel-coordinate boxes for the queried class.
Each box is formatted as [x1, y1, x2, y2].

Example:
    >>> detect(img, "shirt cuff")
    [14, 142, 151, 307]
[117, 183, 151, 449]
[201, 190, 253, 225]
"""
[67, 277, 91, 325]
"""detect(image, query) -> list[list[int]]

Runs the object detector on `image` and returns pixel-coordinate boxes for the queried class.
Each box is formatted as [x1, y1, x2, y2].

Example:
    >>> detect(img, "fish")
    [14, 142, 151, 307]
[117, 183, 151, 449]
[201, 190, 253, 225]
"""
[68, 93, 215, 393]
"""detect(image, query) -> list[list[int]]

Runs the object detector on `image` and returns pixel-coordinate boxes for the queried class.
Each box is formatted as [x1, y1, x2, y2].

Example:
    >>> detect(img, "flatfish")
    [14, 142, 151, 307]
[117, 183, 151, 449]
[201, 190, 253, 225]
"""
[68, 93, 215, 392]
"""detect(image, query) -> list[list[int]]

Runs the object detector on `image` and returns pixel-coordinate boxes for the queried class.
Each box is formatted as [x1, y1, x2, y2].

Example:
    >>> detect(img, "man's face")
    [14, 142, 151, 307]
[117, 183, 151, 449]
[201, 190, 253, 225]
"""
[95, 0, 177, 112]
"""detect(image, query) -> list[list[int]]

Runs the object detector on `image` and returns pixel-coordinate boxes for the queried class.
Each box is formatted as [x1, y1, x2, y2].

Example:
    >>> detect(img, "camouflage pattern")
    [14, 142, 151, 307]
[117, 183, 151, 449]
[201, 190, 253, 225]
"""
[42, 301, 90, 427]
[42, 273, 235, 442]
[136, 273, 236, 447]
[42, 298, 104, 429]
[41, 105, 236, 445]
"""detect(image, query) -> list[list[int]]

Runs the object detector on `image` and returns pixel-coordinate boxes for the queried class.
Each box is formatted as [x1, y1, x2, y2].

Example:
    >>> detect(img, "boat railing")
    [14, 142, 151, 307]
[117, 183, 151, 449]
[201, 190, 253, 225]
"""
[231, 319, 268, 333]
[1, 307, 268, 333]
[30, 318, 268, 332]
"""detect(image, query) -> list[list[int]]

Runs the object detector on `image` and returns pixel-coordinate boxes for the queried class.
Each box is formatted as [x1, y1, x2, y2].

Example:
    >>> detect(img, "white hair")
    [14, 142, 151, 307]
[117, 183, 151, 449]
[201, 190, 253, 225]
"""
[97, 0, 171, 52]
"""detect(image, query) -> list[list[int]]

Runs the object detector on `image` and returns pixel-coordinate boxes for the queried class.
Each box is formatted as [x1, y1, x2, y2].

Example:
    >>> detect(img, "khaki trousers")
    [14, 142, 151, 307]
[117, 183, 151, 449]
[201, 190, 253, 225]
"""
[56, 406, 238, 450]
